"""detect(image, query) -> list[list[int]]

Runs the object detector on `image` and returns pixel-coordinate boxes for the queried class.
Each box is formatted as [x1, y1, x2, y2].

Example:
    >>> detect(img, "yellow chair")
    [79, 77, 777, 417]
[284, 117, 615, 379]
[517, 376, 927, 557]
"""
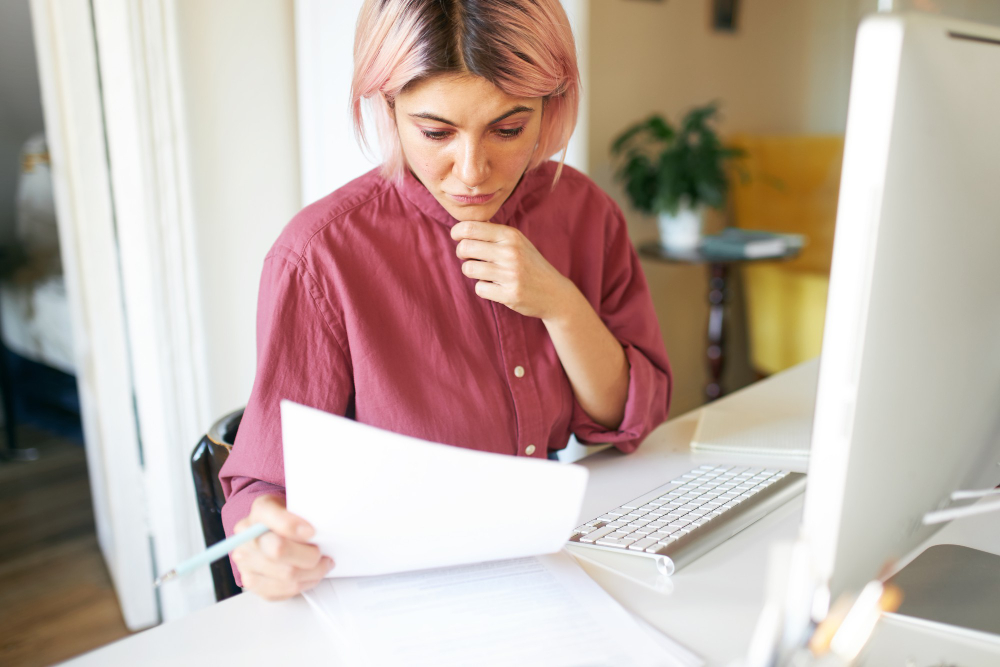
[728, 135, 844, 376]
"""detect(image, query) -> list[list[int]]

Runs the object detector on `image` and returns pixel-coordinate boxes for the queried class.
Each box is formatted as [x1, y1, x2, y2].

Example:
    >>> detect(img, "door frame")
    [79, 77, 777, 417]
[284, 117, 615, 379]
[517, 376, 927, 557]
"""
[30, 0, 216, 628]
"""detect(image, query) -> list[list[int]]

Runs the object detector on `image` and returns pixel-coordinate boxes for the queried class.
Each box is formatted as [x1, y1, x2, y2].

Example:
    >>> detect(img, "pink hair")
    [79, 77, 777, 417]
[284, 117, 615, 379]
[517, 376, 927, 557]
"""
[351, 0, 580, 187]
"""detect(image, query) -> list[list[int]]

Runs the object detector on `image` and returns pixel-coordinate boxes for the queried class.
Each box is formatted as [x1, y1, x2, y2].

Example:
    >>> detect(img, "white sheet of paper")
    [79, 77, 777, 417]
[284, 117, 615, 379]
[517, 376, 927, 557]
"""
[303, 550, 700, 667]
[281, 400, 589, 577]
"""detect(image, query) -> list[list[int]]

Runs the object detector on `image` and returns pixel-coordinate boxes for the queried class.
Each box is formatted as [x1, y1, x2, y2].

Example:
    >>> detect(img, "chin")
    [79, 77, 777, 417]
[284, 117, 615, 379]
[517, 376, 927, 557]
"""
[442, 201, 504, 222]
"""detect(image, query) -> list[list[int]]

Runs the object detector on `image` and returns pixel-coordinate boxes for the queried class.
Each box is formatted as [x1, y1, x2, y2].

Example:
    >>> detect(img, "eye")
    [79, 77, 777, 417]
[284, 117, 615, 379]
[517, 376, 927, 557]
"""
[420, 129, 452, 141]
[495, 126, 525, 140]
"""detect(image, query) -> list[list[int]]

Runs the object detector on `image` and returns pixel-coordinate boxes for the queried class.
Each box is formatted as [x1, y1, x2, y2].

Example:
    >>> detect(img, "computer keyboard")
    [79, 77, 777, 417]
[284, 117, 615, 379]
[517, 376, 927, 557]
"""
[568, 464, 806, 574]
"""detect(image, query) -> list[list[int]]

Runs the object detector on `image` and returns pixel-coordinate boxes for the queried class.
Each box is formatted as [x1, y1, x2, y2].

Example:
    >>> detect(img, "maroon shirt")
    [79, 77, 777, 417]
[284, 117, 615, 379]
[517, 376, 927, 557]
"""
[220, 161, 672, 584]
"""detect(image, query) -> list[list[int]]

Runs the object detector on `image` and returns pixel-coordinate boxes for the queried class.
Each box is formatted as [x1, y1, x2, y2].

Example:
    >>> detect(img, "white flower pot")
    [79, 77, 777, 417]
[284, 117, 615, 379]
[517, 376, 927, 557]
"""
[657, 206, 705, 251]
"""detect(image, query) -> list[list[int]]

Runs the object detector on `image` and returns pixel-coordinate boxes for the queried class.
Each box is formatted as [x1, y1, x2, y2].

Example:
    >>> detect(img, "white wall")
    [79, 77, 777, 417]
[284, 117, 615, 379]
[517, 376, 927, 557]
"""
[0, 0, 46, 244]
[296, 0, 377, 206]
[173, 0, 302, 419]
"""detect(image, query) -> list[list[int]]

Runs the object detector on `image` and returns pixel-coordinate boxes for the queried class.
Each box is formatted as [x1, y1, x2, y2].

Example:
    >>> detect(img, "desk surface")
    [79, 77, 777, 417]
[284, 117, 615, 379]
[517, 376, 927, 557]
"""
[62, 361, 1000, 666]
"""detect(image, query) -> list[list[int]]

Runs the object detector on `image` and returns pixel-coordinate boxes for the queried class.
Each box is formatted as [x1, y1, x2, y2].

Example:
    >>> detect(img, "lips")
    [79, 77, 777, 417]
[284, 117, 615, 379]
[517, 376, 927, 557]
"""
[447, 191, 497, 205]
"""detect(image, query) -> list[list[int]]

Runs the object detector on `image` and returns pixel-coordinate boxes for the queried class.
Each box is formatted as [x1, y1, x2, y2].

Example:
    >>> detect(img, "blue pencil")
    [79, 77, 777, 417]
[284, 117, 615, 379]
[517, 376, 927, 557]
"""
[154, 522, 269, 586]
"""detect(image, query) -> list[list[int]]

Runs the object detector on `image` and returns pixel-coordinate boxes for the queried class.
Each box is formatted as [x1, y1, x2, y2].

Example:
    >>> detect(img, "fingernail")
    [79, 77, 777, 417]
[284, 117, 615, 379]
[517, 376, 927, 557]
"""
[297, 524, 314, 539]
[324, 557, 335, 570]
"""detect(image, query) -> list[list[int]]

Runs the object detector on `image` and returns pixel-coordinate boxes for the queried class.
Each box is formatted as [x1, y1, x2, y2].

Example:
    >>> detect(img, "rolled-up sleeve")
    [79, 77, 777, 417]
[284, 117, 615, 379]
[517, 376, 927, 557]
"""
[570, 206, 672, 452]
[219, 246, 353, 586]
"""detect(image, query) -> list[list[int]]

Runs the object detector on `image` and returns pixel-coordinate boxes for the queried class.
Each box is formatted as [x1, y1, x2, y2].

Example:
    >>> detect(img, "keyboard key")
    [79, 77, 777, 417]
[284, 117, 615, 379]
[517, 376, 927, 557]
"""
[629, 537, 659, 551]
[578, 525, 617, 543]
[621, 487, 677, 509]
[596, 537, 636, 547]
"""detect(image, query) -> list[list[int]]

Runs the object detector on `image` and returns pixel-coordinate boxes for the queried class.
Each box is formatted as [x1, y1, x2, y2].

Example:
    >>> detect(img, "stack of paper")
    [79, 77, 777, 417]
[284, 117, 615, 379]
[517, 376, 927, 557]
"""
[304, 552, 701, 667]
[690, 359, 818, 459]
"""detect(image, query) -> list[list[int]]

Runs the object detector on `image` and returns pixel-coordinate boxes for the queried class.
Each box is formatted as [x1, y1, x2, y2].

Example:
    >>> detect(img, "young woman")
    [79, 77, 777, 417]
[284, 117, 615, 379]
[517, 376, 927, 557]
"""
[221, 0, 672, 601]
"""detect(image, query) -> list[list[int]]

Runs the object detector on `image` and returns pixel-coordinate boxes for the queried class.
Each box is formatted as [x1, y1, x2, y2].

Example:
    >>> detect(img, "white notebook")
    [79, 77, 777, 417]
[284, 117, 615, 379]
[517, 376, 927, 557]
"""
[690, 359, 818, 459]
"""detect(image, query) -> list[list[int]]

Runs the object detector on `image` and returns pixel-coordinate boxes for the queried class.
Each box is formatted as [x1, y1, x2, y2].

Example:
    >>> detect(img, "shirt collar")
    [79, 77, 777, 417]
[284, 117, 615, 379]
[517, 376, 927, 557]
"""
[394, 162, 557, 229]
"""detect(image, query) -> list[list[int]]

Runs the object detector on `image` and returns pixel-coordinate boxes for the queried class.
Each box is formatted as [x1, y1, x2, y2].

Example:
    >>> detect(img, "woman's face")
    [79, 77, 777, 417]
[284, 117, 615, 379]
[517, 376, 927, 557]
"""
[393, 73, 543, 222]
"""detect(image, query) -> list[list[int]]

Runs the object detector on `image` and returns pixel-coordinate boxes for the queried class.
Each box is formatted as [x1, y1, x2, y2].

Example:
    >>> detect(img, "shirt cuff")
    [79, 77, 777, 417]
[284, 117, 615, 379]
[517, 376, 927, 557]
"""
[571, 343, 670, 453]
[220, 478, 286, 588]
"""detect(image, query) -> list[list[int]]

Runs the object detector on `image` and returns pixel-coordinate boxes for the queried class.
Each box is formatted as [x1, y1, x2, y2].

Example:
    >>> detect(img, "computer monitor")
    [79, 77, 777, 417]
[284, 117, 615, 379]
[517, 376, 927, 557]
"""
[800, 11, 1000, 607]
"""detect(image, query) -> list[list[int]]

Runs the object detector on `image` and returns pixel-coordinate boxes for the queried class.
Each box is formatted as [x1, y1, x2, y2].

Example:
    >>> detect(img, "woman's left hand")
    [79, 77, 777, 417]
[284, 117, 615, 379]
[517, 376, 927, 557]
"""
[452, 220, 574, 321]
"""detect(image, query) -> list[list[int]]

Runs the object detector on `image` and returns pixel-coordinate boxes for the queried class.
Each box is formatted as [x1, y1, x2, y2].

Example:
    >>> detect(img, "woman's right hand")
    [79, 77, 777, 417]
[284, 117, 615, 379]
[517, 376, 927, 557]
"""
[232, 494, 335, 601]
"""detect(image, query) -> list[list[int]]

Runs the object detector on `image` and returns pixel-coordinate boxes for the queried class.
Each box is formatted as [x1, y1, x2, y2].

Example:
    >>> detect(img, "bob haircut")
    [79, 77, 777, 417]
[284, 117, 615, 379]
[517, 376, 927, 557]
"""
[351, 0, 580, 187]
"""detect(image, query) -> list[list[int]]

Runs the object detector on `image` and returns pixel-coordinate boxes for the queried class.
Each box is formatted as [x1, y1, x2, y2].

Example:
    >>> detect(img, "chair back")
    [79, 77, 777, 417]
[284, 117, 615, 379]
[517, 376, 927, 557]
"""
[728, 135, 844, 374]
[190, 407, 244, 601]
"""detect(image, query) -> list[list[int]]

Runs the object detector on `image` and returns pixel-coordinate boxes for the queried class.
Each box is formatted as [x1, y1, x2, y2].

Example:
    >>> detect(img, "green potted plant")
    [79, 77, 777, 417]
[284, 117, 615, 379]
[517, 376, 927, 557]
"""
[611, 103, 743, 250]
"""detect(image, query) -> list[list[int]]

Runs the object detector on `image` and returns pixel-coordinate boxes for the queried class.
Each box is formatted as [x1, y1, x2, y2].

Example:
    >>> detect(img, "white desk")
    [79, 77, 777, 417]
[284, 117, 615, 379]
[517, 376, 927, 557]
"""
[63, 361, 1000, 666]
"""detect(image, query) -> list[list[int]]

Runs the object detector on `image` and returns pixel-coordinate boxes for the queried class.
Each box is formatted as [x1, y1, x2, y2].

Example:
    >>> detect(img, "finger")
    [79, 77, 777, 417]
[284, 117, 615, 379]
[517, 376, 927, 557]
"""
[236, 541, 300, 582]
[236, 545, 332, 589]
[297, 578, 325, 594]
[450, 220, 507, 243]
[474, 280, 505, 303]
[249, 494, 314, 540]
[461, 260, 506, 283]
[242, 570, 299, 602]
[256, 531, 324, 569]
[455, 238, 503, 262]
[298, 556, 335, 582]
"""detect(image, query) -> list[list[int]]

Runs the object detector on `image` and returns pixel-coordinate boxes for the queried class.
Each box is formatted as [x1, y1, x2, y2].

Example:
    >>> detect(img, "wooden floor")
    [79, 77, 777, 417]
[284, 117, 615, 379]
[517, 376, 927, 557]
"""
[0, 426, 132, 666]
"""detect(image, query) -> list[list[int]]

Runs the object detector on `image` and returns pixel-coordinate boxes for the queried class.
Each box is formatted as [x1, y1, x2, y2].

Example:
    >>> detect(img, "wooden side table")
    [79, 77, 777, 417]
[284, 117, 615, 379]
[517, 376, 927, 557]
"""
[638, 242, 800, 401]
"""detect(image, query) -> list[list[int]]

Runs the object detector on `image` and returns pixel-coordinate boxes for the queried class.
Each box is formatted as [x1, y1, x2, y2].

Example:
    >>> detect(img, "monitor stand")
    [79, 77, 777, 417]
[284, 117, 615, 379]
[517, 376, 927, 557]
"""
[856, 544, 1000, 666]
[884, 544, 1000, 637]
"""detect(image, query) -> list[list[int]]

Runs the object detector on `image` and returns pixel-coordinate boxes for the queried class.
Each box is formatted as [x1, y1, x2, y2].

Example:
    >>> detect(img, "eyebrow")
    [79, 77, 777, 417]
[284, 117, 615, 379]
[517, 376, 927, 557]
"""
[408, 105, 535, 127]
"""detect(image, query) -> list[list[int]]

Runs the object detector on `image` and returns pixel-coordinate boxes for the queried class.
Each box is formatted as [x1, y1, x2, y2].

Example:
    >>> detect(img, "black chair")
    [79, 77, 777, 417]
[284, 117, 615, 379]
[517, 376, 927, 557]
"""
[190, 407, 244, 601]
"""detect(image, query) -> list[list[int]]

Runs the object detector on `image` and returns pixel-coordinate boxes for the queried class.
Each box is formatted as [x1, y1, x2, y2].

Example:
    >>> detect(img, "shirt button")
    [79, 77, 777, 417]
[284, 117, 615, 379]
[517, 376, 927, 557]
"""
[514, 365, 525, 378]
[525, 444, 536, 456]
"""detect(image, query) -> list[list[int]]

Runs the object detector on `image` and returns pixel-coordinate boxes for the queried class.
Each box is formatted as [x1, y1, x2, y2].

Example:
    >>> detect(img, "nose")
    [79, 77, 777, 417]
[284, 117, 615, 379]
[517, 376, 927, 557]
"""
[453, 136, 489, 191]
